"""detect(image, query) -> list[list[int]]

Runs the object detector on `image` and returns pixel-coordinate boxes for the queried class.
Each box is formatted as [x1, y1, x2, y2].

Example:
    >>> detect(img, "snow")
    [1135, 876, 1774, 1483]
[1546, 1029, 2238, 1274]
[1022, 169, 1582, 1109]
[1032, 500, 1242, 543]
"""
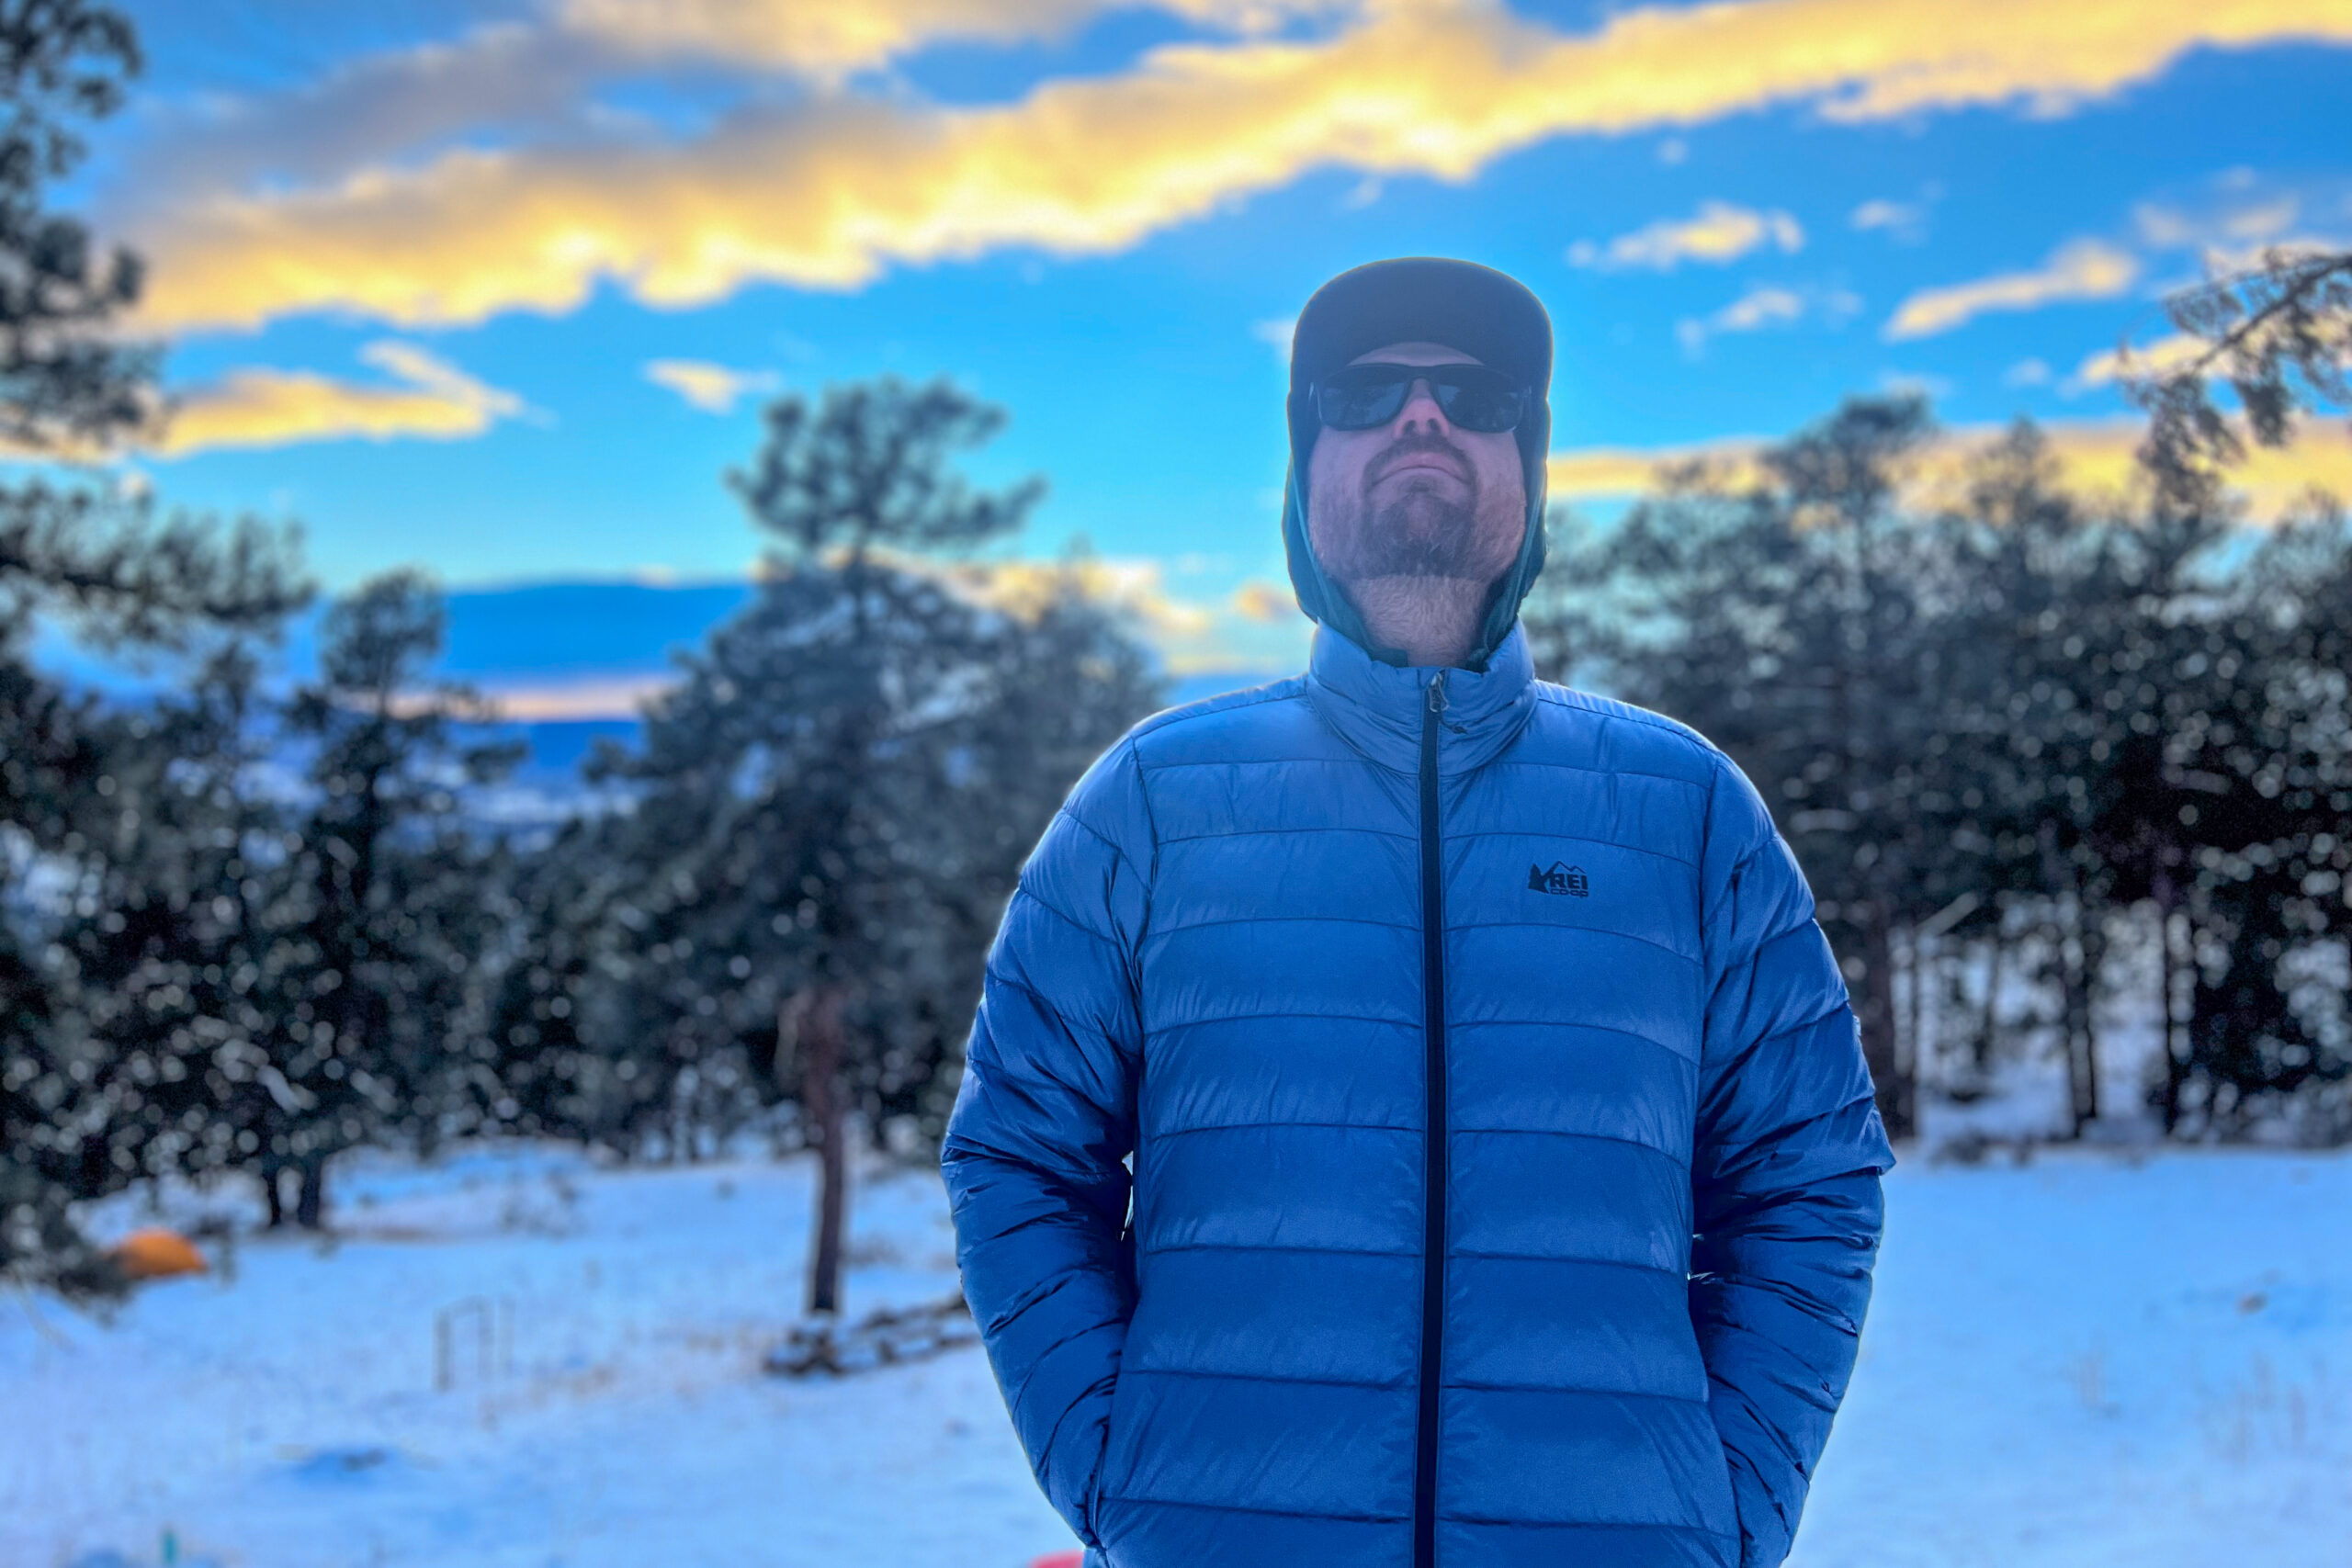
[1799, 1147, 2349, 1568]
[5, 1137, 2346, 1568]
[6, 1145, 1069, 1568]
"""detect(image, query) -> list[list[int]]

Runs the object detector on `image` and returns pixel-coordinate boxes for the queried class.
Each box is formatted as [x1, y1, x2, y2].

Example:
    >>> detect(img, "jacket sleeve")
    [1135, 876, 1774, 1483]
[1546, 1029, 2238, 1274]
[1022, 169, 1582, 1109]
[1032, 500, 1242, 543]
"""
[941, 738, 1152, 1551]
[1690, 756, 1895, 1568]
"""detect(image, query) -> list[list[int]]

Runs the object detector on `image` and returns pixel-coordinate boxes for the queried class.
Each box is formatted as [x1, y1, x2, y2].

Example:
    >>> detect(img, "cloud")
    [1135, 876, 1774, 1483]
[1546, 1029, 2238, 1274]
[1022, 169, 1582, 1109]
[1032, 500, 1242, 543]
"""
[556, 0, 1102, 75]
[2132, 183, 2352, 275]
[1229, 579, 1297, 622]
[1850, 198, 1917, 232]
[1547, 438, 1763, 499]
[2063, 327, 2347, 399]
[1883, 240, 2141, 341]
[123, 2, 1354, 200]
[1850, 192, 1936, 243]
[1546, 417, 2352, 522]
[1252, 316, 1297, 361]
[122, 0, 2352, 333]
[1914, 421, 2352, 519]
[152, 341, 526, 457]
[1677, 283, 1857, 354]
[124, 23, 605, 196]
[1880, 369, 1954, 400]
[1567, 201, 1803, 272]
[2136, 192, 2301, 252]
[1711, 286, 1809, 332]
[914, 552, 1305, 673]
[477, 672, 683, 721]
[644, 358, 782, 413]
[2004, 357, 2052, 387]
[555, 0, 1351, 76]
[2064, 333, 2208, 392]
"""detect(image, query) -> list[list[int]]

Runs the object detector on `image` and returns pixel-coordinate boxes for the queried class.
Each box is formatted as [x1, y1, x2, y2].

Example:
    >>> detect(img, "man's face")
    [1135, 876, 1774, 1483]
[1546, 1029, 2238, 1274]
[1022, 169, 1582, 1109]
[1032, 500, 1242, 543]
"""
[1305, 341, 1527, 591]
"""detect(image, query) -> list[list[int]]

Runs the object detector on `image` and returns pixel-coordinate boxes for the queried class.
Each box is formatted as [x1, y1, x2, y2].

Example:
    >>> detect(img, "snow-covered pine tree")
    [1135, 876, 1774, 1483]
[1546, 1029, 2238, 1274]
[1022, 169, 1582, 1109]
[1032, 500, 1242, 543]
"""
[0, 3, 303, 1294]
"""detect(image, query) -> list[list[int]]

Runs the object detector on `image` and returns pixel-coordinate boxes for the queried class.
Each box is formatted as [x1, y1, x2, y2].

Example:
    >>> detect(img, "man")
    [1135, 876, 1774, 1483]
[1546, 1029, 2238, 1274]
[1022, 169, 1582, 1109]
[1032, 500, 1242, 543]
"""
[942, 257, 1894, 1568]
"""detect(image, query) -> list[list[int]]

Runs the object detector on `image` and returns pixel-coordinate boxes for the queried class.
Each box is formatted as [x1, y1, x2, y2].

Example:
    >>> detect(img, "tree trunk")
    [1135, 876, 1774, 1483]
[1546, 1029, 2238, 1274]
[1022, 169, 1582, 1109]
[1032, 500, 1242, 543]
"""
[262, 1161, 287, 1229]
[2037, 823, 2099, 1136]
[2079, 907, 2106, 1127]
[2058, 897, 2099, 1136]
[1858, 901, 1914, 1138]
[788, 987, 850, 1317]
[1977, 930, 2006, 1075]
[294, 1154, 328, 1230]
[1902, 925, 1926, 1093]
[2154, 871, 2187, 1134]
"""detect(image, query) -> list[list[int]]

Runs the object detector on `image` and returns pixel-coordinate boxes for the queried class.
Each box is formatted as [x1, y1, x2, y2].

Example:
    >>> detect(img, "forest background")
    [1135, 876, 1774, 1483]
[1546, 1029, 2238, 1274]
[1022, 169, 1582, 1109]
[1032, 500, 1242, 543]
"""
[0, 1, 2347, 1327]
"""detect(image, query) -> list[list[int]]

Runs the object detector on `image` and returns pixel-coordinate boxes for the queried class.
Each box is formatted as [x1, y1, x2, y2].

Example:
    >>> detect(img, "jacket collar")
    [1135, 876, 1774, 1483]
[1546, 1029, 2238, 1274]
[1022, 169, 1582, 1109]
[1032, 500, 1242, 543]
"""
[1305, 619, 1537, 777]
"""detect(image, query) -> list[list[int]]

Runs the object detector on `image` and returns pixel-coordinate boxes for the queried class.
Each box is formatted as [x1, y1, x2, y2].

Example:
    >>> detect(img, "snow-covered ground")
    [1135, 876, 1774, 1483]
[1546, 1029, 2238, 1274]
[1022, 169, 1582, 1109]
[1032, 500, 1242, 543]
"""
[5, 1134, 2346, 1568]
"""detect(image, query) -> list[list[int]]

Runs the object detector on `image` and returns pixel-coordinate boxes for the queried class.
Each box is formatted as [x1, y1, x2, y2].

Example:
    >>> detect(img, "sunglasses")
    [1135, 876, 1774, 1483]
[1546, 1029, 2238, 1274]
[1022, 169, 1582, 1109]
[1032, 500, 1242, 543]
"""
[1312, 362, 1529, 434]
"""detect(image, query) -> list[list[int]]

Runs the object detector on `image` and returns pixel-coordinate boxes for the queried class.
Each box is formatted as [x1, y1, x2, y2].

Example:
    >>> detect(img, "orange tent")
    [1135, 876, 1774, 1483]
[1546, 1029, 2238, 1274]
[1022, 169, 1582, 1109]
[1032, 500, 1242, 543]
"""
[108, 1228, 208, 1280]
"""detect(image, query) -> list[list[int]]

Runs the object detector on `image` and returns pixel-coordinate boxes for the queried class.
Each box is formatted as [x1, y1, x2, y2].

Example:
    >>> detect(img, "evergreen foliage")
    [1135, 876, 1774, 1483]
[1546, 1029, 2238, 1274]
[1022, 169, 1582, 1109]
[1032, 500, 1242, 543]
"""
[0, 1, 302, 1293]
[2127, 246, 2352, 510]
[483, 378, 1159, 1314]
[1527, 400, 2352, 1142]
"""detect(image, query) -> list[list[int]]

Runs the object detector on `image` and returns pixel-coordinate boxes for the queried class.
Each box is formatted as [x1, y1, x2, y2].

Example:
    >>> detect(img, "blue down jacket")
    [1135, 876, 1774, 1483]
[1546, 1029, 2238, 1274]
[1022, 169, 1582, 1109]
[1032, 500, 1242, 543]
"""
[942, 619, 1894, 1568]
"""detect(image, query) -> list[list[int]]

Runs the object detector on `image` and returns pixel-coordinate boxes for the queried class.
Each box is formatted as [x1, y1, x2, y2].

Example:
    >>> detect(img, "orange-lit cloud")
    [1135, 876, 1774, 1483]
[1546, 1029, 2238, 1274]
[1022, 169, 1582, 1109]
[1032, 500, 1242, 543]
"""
[127, 2, 1353, 200]
[128, 0, 2352, 333]
[1229, 579, 1298, 622]
[1569, 201, 1803, 271]
[1547, 438, 1766, 499]
[644, 358, 782, 413]
[557, 0, 1352, 76]
[1547, 418, 2352, 521]
[153, 341, 525, 457]
[475, 673, 682, 721]
[1884, 240, 2141, 341]
[1915, 422, 2352, 519]
[932, 553, 1216, 640]
[886, 549, 1305, 674]
[2064, 333, 2208, 391]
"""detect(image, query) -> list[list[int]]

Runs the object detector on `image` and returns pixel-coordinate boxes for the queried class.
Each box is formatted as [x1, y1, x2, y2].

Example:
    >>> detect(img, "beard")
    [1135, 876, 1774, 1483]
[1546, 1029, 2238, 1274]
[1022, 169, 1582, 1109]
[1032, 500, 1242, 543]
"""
[1311, 433, 1506, 582]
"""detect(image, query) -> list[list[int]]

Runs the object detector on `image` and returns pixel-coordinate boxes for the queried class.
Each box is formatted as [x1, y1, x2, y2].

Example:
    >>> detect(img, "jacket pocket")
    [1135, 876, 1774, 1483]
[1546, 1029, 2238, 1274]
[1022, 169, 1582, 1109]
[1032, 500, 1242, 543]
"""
[1083, 1359, 1146, 1547]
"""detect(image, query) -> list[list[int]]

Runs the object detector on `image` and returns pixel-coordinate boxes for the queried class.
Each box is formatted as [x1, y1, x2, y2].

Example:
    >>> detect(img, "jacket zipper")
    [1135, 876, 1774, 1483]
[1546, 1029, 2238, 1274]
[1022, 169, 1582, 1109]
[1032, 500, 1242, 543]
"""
[1413, 669, 1449, 1568]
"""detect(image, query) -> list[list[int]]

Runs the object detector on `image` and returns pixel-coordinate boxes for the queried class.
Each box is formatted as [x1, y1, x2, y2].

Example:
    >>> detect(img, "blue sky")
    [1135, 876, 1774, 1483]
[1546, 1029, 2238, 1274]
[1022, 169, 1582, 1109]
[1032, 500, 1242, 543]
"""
[55, 1, 2352, 706]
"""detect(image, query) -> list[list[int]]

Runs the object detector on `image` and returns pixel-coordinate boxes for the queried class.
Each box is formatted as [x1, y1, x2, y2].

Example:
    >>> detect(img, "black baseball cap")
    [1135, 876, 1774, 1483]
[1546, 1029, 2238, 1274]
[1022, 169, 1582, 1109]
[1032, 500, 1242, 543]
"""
[1287, 256, 1552, 400]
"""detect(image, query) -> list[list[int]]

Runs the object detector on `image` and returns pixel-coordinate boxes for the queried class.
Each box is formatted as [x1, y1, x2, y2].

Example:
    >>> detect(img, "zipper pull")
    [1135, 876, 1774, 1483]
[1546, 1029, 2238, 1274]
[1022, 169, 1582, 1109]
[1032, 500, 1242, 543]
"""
[1427, 671, 1449, 715]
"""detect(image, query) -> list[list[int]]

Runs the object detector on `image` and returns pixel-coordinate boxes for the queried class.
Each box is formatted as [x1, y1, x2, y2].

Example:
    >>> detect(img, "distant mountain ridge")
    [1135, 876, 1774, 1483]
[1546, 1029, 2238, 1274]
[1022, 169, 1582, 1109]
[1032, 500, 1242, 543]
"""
[37, 576, 1283, 795]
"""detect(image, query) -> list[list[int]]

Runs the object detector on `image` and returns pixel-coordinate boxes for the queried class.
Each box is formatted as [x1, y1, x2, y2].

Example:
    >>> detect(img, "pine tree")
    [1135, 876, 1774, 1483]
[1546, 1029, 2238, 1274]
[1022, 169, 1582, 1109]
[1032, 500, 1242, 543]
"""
[0, 4, 303, 1292]
[258, 572, 514, 1227]
[1531, 394, 2352, 1144]
[1528, 397, 1942, 1137]
[592, 378, 1156, 1315]
[59, 642, 291, 1201]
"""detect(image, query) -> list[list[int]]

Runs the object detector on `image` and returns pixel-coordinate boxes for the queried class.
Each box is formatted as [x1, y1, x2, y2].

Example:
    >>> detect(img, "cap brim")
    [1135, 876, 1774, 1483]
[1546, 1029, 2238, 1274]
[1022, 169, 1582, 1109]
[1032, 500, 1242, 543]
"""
[1289, 256, 1552, 394]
